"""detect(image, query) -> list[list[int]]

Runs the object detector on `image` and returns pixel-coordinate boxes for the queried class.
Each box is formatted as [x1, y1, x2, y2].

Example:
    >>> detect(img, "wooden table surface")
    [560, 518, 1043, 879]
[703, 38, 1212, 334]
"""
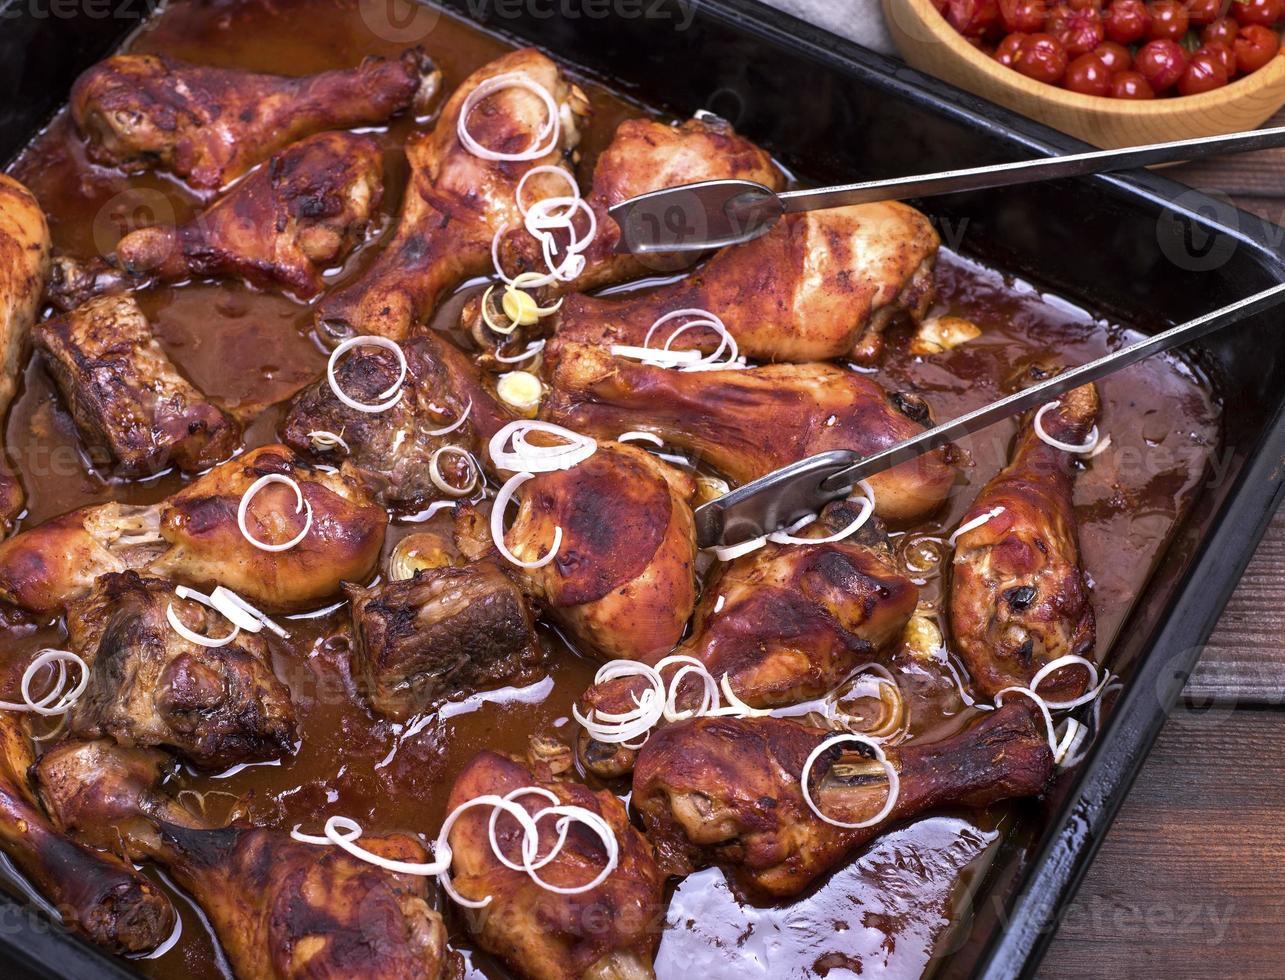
[1040, 112, 1285, 979]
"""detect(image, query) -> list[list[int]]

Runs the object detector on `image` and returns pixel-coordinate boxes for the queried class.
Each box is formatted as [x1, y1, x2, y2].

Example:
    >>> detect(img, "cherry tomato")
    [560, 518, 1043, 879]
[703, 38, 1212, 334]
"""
[1064, 51, 1115, 91]
[1105, 0, 1153, 41]
[1178, 48, 1232, 90]
[1234, 22, 1282, 71]
[1202, 14, 1241, 42]
[1232, 0, 1282, 26]
[1135, 37, 1190, 87]
[1015, 31, 1072, 81]
[1094, 39, 1135, 70]
[1111, 68, 1160, 93]
[995, 31, 1030, 65]
[1000, 0, 1050, 31]
[949, 0, 1003, 36]
[1049, 4, 1108, 51]
[1186, 0, 1229, 26]
[1070, 0, 1105, 9]
[1147, 0, 1191, 37]
[1200, 40, 1239, 74]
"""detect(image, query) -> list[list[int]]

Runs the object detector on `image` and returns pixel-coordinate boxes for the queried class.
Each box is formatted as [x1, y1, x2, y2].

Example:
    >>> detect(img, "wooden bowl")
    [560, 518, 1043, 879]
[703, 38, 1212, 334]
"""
[883, 0, 1285, 148]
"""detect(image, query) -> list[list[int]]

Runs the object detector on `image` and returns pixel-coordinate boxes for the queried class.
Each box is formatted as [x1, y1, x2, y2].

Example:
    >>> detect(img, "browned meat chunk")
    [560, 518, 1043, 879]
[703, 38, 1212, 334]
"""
[35, 294, 240, 475]
[347, 561, 543, 721]
[66, 571, 297, 770]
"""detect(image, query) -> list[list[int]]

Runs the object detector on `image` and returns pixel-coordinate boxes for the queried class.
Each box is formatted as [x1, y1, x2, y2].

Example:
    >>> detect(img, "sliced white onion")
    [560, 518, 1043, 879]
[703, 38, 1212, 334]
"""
[801, 734, 900, 829]
[710, 534, 768, 562]
[166, 598, 240, 649]
[489, 420, 597, 474]
[523, 804, 618, 896]
[325, 816, 450, 876]
[237, 474, 313, 553]
[947, 506, 1006, 549]
[494, 340, 546, 364]
[712, 594, 726, 614]
[1029, 654, 1107, 710]
[714, 673, 772, 719]
[0, 650, 90, 716]
[430, 446, 480, 497]
[641, 308, 746, 372]
[457, 73, 560, 163]
[424, 399, 472, 438]
[617, 431, 664, 447]
[1083, 433, 1113, 459]
[210, 586, 290, 640]
[327, 336, 407, 414]
[516, 165, 580, 217]
[609, 344, 703, 367]
[1053, 718, 1087, 767]
[768, 483, 875, 545]
[307, 430, 350, 454]
[491, 472, 561, 569]
[1034, 401, 1101, 455]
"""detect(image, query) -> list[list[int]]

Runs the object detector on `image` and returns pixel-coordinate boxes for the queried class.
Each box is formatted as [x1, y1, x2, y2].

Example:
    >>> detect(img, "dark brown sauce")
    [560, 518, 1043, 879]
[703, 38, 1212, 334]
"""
[2, 1, 1220, 977]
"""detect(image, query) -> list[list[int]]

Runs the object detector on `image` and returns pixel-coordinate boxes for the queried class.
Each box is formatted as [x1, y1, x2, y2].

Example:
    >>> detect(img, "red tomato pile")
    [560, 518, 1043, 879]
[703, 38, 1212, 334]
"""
[934, 0, 1283, 98]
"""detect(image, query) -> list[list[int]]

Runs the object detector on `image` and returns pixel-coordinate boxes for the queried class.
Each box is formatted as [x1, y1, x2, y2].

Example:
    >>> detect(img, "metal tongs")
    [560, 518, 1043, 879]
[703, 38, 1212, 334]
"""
[610, 126, 1285, 255]
[692, 282, 1285, 549]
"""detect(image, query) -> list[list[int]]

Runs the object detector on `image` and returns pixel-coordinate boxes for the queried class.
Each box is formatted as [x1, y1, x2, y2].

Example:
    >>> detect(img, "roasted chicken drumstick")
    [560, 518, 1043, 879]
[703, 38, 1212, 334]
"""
[0, 712, 174, 954]
[457, 441, 698, 662]
[950, 383, 1100, 703]
[315, 48, 587, 344]
[578, 502, 919, 779]
[72, 49, 439, 189]
[544, 342, 955, 522]
[48, 131, 385, 309]
[633, 706, 1052, 899]
[551, 202, 938, 364]
[37, 740, 453, 980]
[0, 175, 52, 525]
[445, 749, 665, 980]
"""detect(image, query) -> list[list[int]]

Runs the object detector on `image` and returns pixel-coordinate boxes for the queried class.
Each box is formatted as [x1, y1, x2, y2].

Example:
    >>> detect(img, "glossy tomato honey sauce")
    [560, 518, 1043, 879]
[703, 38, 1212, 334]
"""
[2, 1, 1220, 977]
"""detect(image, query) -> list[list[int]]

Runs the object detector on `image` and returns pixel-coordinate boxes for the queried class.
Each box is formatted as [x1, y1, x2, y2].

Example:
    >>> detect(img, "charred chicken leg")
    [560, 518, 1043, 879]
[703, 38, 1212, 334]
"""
[0, 175, 52, 525]
[48, 131, 385, 309]
[457, 441, 698, 662]
[36, 739, 453, 979]
[544, 343, 955, 522]
[950, 383, 1101, 703]
[633, 706, 1052, 899]
[552, 202, 939, 364]
[445, 749, 665, 980]
[578, 502, 919, 778]
[315, 48, 588, 344]
[72, 49, 439, 189]
[0, 712, 174, 954]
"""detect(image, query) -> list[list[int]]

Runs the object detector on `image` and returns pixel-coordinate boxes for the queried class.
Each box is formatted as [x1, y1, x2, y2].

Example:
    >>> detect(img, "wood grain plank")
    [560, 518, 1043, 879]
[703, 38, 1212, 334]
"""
[1169, 108, 1285, 199]
[1040, 706, 1285, 979]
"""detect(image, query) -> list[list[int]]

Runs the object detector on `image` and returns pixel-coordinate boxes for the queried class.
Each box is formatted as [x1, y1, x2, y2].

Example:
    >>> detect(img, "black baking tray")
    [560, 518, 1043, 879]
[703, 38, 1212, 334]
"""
[2, 0, 1283, 977]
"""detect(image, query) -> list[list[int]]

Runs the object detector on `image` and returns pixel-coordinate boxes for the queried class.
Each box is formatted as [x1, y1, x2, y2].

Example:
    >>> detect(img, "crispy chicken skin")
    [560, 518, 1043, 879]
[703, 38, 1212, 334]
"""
[347, 561, 543, 721]
[48, 132, 385, 309]
[493, 113, 782, 297]
[0, 175, 52, 524]
[632, 706, 1052, 899]
[950, 384, 1101, 703]
[0, 713, 174, 954]
[552, 203, 939, 365]
[544, 342, 955, 523]
[0, 502, 163, 614]
[36, 740, 453, 980]
[34, 294, 240, 475]
[66, 571, 297, 770]
[445, 750, 665, 980]
[578, 505, 918, 779]
[150, 444, 388, 612]
[315, 48, 587, 344]
[458, 442, 698, 662]
[282, 330, 512, 511]
[71, 49, 440, 189]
